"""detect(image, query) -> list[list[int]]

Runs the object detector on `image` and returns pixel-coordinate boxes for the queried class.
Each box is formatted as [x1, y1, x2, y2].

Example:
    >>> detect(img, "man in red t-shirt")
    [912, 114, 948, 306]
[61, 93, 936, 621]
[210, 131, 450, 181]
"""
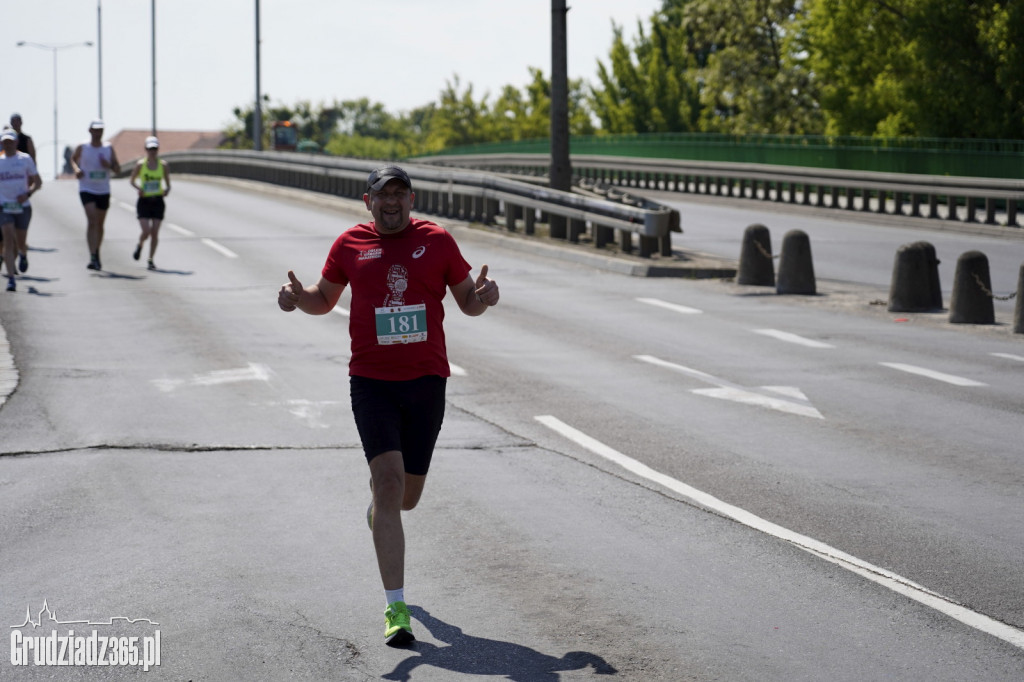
[278, 165, 499, 646]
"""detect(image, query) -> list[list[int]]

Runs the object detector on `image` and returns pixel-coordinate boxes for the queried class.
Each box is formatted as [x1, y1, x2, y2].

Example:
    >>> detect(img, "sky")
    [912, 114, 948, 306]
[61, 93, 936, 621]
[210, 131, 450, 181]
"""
[5, 0, 663, 179]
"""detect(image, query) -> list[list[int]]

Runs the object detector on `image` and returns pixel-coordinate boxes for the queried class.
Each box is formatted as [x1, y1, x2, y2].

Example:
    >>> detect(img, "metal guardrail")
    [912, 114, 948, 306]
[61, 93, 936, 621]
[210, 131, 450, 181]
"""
[150, 150, 678, 257]
[415, 153, 1024, 229]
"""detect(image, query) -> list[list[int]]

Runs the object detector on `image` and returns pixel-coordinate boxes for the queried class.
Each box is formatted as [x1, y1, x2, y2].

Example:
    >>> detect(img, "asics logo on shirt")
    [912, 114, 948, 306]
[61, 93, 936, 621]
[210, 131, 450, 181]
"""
[412, 246, 427, 259]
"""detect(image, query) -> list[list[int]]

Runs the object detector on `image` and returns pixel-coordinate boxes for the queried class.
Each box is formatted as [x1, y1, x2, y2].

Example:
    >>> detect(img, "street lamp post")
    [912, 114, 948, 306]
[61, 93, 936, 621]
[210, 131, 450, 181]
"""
[16, 40, 94, 180]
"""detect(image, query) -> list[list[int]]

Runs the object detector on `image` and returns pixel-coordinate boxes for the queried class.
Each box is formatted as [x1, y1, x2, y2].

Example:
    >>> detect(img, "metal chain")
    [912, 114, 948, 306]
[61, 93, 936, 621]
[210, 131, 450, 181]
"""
[972, 272, 1017, 301]
[752, 239, 779, 260]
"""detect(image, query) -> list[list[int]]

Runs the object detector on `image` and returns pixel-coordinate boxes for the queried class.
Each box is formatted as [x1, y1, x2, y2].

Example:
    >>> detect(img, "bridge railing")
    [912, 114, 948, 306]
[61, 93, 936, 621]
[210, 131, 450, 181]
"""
[415, 153, 1024, 229]
[153, 150, 678, 257]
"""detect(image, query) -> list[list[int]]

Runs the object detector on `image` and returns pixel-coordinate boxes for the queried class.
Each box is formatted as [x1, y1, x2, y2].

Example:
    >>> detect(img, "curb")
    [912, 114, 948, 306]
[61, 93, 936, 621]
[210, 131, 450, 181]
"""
[0, 322, 17, 409]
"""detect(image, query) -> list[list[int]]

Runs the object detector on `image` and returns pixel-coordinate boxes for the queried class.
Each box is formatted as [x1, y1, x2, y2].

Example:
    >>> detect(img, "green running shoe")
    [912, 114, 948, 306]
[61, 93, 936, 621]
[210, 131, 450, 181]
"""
[384, 601, 414, 647]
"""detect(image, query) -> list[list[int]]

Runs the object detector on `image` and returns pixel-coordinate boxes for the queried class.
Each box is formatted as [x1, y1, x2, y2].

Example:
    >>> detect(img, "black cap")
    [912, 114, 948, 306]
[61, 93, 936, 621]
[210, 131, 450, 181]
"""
[367, 165, 412, 192]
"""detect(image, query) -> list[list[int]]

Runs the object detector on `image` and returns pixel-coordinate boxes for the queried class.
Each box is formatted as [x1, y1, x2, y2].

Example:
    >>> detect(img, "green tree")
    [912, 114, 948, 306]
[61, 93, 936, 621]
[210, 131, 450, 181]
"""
[679, 0, 822, 134]
[802, 0, 1024, 138]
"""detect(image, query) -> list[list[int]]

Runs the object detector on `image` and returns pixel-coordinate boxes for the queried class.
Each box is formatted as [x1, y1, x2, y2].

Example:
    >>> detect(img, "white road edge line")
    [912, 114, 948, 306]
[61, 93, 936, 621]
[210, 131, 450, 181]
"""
[636, 297, 702, 315]
[753, 329, 835, 349]
[201, 238, 239, 259]
[534, 414, 1024, 651]
[991, 352, 1024, 363]
[880, 362, 985, 387]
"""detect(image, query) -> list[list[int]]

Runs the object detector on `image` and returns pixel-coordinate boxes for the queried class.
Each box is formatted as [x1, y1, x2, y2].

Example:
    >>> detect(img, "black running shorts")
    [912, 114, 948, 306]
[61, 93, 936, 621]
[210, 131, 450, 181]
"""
[349, 375, 447, 476]
[136, 196, 166, 220]
[79, 192, 111, 211]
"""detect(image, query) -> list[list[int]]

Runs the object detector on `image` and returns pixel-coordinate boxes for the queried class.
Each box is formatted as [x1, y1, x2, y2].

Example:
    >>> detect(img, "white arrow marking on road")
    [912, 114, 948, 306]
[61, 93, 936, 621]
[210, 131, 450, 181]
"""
[534, 415, 1024, 652]
[152, 362, 272, 392]
[634, 354, 824, 419]
[880, 363, 985, 387]
[282, 399, 339, 428]
[753, 329, 835, 349]
[636, 297, 703, 314]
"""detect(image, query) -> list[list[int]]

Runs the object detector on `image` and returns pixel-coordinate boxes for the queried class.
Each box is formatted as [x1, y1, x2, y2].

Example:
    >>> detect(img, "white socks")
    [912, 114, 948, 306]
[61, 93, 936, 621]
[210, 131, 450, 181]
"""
[385, 588, 405, 606]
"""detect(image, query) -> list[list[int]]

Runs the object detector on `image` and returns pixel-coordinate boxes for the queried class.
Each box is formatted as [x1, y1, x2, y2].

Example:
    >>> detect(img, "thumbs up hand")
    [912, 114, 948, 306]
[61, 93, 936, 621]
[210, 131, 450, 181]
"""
[474, 264, 499, 307]
[279, 270, 304, 312]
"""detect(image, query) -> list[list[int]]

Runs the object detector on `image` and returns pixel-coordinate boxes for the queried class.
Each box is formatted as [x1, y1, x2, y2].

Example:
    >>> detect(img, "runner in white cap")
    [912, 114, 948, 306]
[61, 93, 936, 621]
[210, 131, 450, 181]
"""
[129, 136, 172, 270]
[0, 128, 43, 291]
[70, 120, 120, 270]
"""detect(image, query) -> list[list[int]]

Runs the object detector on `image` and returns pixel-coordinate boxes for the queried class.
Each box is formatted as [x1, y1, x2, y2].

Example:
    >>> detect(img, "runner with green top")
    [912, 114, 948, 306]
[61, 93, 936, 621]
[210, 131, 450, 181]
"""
[129, 136, 171, 271]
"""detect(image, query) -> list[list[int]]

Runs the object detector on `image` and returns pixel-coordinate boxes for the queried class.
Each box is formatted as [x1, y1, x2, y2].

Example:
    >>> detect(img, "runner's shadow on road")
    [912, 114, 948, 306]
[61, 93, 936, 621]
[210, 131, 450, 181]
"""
[146, 266, 194, 276]
[12, 276, 61, 298]
[383, 605, 617, 682]
[93, 270, 146, 281]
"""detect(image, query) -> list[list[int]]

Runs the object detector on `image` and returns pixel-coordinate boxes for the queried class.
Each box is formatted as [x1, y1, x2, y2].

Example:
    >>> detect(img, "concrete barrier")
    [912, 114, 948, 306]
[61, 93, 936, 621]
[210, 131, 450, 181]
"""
[737, 224, 775, 286]
[949, 251, 995, 324]
[888, 241, 943, 312]
[776, 230, 816, 295]
[1014, 264, 1023, 334]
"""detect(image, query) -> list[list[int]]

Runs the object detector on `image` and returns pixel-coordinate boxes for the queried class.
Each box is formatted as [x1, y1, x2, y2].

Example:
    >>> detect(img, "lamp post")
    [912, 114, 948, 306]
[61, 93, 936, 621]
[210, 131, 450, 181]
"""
[16, 40, 94, 180]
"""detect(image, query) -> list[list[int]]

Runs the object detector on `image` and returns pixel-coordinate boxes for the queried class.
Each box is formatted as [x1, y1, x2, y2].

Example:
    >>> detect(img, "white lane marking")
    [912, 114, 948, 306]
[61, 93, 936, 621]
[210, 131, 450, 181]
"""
[636, 297, 702, 315]
[117, 200, 134, 212]
[333, 306, 350, 317]
[152, 362, 271, 392]
[634, 354, 823, 419]
[281, 399, 339, 429]
[991, 353, 1024, 362]
[201, 238, 239, 259]
[880, 363, 986, 387]
[448, 363, 467, 377]
[166, 223, 195, 237]
[754, 329, 835, 349]
[535, 415, 1024, 651]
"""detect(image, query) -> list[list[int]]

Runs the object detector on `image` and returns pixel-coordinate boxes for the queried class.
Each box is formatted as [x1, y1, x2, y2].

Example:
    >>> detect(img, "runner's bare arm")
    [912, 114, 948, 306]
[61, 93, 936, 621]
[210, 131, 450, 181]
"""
[279, 271, 346, 314]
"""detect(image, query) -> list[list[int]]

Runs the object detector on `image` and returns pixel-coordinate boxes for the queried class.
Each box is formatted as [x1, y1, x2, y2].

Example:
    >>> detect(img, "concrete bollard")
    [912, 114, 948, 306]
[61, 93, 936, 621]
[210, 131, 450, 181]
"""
[1014, 264, 1023, 334]
[776, 229, 816, 295]
[949, 251, 995, 324]
[888, 241, 943, 312]
[737, 223, 775, 286]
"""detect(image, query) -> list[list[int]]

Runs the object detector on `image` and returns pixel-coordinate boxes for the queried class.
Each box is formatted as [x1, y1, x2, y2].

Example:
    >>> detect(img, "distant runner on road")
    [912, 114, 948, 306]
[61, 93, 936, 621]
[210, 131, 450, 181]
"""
[0, 128, 43, 292]
[71, 120, 120, 271]
[129, 136, 171, 271]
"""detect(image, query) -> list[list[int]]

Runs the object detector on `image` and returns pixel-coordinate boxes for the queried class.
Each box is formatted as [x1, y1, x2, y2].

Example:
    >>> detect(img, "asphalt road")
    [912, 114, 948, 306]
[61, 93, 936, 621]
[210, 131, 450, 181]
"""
[1, 177, 1022, 681]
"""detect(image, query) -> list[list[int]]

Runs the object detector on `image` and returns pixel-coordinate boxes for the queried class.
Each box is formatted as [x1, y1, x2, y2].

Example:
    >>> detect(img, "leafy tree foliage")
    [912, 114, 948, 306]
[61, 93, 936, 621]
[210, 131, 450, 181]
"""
[801, 0, 1024, 138]
[224, 1, 1023, 151]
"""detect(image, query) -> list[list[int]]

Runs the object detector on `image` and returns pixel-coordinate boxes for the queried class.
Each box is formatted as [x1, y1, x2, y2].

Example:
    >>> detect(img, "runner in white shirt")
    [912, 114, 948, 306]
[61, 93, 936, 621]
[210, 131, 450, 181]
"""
[70, 120, 120, 271]
[0, 128, 43, 292]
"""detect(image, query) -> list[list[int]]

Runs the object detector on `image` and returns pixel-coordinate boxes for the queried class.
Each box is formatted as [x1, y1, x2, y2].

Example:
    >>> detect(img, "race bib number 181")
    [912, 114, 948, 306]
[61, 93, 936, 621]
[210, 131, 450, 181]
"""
[375, 304, 427, 345]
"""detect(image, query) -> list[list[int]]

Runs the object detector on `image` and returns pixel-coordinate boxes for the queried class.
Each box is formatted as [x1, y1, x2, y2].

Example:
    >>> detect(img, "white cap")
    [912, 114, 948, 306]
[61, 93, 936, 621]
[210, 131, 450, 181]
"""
[89, 119, 105, 130]
[0, 129, 16, 142]
[145, 136, 159, 149]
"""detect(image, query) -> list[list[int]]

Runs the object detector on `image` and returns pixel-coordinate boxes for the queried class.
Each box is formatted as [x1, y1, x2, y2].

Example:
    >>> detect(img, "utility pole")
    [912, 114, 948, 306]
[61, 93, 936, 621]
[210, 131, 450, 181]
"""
[550, 0, 571, 238]
[97, 1, 103, 118]
[151, 0, 157, 136]
[254, 0, 263, 151]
